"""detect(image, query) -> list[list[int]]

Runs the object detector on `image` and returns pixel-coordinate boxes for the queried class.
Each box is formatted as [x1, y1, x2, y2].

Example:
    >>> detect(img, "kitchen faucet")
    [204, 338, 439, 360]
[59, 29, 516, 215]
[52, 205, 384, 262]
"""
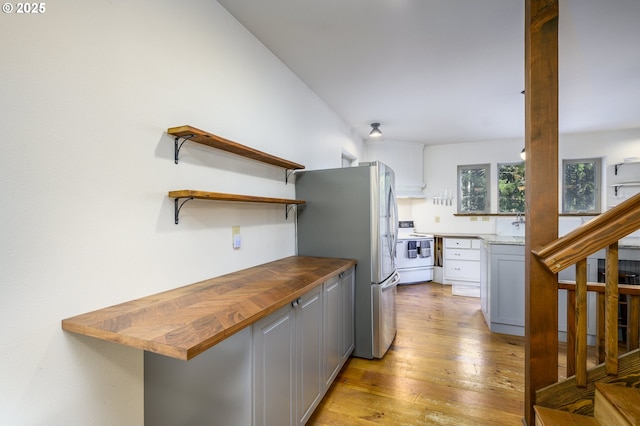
[512, 212, 525, 228]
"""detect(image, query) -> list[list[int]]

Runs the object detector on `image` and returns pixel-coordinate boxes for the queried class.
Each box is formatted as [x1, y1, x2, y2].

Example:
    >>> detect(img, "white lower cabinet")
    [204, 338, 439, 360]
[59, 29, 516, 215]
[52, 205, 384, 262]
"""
[253, 266, 355, 426]
[443, 238, 481, 297]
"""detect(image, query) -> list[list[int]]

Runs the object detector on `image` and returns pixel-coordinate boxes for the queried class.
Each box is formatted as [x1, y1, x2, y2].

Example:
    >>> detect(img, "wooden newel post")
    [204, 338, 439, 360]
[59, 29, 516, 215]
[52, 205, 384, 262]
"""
[524, 0, 560, 424]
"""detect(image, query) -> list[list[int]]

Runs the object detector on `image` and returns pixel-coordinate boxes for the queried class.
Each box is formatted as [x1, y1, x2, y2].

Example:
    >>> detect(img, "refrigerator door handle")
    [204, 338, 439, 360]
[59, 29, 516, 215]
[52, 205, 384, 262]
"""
[388, 184, 399, 261]
[382, 272, 400, 291]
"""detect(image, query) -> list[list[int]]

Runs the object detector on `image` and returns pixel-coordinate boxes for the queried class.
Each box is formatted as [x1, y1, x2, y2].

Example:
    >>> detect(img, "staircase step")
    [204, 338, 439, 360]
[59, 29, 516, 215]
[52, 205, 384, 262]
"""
[534, 406, 600, 425]
[594, 382, 640, 426]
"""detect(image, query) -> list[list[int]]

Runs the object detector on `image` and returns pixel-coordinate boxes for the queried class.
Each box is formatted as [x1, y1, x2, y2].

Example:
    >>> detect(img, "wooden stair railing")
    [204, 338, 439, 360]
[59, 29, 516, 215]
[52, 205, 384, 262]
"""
[533, 192, 640, 388]
[534, 193, 640, 274]
[558, 281, 640, 377]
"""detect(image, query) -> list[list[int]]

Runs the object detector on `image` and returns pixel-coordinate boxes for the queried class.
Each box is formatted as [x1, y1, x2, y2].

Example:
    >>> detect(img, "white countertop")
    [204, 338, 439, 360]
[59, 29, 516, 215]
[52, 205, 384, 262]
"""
[480, 235, 526, 245]
[478, 234, 640, 249]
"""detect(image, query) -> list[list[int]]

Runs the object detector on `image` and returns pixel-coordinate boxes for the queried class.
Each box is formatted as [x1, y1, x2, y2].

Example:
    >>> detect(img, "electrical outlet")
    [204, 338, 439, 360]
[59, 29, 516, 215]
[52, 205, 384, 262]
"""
[232, 226, 241, 249]
[470, 216, 478, 222]
[482, 216, 490, 222]
[435, 216, 440, 223]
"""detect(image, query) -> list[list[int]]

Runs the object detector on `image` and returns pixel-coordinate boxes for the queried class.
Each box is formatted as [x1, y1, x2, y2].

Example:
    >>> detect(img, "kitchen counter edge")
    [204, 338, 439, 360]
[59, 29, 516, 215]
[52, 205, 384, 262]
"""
[479, 235, 640, 248]
[62, 256, 357, 361]
[421, 232, 640, 248]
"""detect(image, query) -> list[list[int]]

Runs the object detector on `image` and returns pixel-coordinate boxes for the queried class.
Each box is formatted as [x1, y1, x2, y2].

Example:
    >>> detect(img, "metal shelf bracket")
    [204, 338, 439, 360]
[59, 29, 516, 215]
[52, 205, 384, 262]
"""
[615, 163, 623, 175]
[285, 169, 297, 184]
[286, 204, 297, 220]
[174, 197, 194, 224]
[174, 134, 195, 164]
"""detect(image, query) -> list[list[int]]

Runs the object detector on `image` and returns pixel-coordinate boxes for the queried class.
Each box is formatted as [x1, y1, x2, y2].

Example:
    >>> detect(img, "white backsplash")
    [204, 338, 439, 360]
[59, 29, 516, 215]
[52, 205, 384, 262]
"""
[496, 217, 525, 236]
[559, 217, 584, 236]
[495, 216, 589, 237]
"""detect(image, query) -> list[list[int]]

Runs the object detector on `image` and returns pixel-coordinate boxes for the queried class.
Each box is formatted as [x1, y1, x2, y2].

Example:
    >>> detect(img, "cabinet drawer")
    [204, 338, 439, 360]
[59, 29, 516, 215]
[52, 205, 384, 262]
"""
[445, 238, 472, 249]
[444, 259, 480, 281]
[445, 248, 480, 261]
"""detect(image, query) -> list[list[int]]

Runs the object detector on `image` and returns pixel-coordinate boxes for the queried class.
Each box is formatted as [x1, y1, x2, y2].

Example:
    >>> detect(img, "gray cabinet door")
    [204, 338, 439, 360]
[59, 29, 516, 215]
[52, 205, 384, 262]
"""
[341, 267, 355, 360]
[490, 247, 525, 332]
[296, 286, 323, 425]
[480, 241, 490, 323]
[253, 304, 295, 426]
[323, 275, 341, 387]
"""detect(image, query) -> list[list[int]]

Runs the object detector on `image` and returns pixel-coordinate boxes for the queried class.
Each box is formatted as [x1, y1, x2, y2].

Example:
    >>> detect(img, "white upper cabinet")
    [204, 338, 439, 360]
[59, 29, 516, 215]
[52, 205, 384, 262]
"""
[364, 140, 426, 198]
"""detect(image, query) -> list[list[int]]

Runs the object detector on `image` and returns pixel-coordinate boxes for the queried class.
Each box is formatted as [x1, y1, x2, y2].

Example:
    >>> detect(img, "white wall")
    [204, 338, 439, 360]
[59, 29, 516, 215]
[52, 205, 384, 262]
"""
[411, 128, 640, 234]
[0, 1, 362, 424]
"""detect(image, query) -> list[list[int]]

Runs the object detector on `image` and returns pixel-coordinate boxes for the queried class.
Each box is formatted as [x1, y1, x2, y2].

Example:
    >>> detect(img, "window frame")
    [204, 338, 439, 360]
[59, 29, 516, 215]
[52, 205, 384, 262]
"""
[497, 161, 526, 213]
[457, 163, 490, 214]
[562, 157, 602, 214]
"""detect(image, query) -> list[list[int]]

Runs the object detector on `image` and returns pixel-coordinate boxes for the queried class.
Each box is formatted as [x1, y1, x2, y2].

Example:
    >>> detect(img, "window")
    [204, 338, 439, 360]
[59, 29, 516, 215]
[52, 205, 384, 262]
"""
[457, 164, 490, 213]
[562, 158, 602, 213]
[498, 162, 525, 213]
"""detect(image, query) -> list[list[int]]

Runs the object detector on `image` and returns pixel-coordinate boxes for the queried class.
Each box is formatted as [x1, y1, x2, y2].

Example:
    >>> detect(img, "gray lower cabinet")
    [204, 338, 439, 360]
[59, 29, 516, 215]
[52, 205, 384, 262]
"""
[480, 240, 489, 323]
[253, 302, 297, 426]
[482, 244, 603, 342]
[253, 285, 323, 426]
[488, 244, 526, 336]
[323, 275, 341, 388]
[322, 267, 355, 386]
[144, 328, 253, 426]
[254, 266, 355, 426]
[340, 267, 355, 361]
[297, 286, 324, 425]
[144, 266, 355, 426]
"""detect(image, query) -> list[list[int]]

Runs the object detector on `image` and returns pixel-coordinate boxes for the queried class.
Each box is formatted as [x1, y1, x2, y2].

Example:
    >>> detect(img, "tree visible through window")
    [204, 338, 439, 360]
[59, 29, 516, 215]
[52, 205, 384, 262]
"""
[457, 164, 490, 213]
[563, 158, 602, 213]
[498, 162, 525, 213]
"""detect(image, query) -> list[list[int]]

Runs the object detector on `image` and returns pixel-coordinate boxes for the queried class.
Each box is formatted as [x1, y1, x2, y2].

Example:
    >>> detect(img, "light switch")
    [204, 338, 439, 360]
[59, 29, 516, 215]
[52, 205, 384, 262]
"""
[232, 226, 241, 249]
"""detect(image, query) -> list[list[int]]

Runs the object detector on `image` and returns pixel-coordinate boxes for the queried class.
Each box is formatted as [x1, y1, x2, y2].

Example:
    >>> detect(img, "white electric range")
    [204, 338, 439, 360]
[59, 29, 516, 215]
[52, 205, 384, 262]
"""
[396, 221, 434, 284]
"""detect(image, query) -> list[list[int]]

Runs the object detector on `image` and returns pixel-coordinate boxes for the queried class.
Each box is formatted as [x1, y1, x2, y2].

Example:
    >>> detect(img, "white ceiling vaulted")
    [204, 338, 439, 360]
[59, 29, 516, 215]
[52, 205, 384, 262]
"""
[217, 0, 640, 145]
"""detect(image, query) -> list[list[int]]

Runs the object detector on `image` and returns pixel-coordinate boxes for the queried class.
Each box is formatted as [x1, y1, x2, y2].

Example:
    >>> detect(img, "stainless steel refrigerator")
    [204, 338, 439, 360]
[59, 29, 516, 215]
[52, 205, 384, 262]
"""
[295, 162, 399, 359]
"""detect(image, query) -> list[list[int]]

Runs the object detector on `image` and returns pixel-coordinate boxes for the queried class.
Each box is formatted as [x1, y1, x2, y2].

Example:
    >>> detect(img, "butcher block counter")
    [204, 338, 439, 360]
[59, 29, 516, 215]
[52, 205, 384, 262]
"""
[62, 256, 356, 361]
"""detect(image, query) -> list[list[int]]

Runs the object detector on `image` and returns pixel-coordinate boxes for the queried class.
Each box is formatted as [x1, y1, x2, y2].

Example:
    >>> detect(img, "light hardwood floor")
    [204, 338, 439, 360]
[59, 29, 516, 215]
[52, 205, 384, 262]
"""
[308, 282, 527, 425]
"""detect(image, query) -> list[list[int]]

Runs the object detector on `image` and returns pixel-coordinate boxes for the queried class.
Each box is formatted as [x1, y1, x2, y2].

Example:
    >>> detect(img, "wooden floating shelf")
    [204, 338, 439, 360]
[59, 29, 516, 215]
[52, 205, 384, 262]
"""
[610, 182, 640, 196]
[615, 160, 640, 175]
[168, 125, 305, 171]
[169, 190, 305, 224]
[169, 190, 305, 205]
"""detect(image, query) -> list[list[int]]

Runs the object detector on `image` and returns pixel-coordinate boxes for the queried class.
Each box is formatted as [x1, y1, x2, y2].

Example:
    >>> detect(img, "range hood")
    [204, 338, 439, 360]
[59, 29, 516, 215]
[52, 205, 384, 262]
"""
[396, 184, 426, 199]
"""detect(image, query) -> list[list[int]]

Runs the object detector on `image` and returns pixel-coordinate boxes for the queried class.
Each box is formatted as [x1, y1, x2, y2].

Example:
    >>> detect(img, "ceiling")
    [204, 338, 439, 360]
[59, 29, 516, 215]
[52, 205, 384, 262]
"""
[217, 0, 640, 145]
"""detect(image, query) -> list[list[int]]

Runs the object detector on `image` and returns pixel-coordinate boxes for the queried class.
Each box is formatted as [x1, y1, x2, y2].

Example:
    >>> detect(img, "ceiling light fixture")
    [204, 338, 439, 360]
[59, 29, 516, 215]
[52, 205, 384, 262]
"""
[369, 122, 382, 138]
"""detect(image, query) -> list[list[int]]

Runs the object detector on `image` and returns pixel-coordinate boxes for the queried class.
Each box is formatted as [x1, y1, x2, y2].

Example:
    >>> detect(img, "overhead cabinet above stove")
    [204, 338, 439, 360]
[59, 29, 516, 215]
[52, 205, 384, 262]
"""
[365, 141, 425, 198]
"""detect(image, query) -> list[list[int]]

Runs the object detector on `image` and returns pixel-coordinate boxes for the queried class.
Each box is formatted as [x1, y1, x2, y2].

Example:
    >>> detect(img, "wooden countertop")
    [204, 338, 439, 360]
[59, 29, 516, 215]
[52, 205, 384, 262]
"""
[62, 256, 356, 361]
